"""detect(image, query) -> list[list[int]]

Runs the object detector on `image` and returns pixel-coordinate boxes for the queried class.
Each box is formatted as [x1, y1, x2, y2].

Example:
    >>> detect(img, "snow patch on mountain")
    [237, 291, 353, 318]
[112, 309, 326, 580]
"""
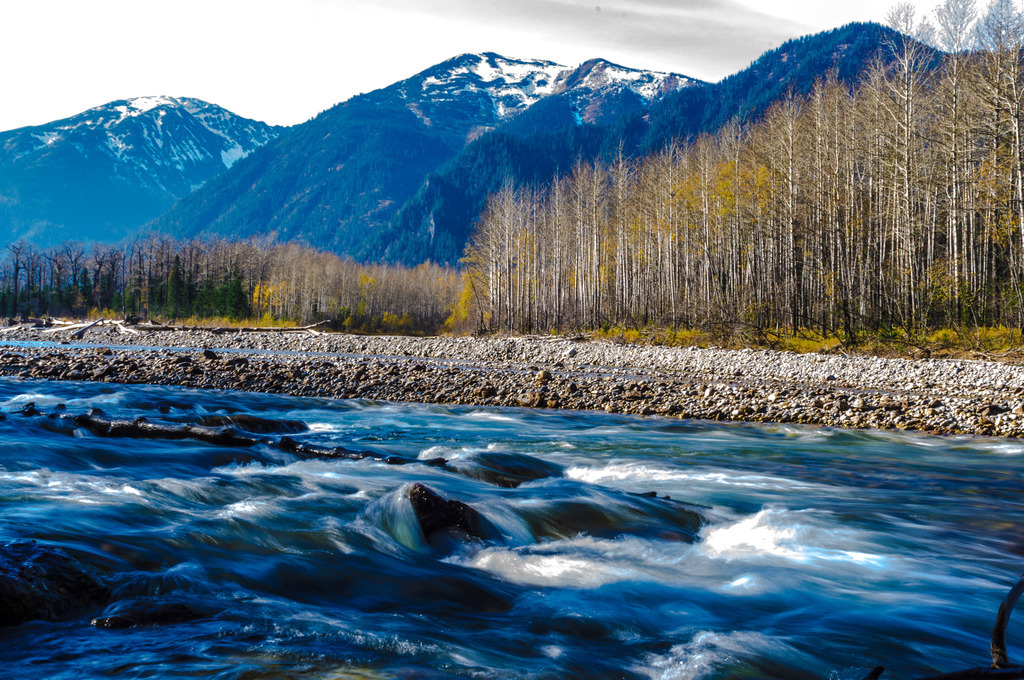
[414, 53, 567, 121]
[129, 95, 178, 114]
[220, 143, 246, 168]
[402, 52, 698, 130]
[35, 131, 61, 147]
[555, 58, 698, 103]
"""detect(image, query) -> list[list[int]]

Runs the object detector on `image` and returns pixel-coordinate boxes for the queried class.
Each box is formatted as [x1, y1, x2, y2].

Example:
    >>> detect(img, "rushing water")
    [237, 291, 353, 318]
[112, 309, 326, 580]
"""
[1, 377, 1023, 679]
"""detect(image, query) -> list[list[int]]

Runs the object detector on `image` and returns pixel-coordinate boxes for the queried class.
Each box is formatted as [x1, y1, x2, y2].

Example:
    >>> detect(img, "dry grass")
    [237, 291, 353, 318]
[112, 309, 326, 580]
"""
[587, 323, 1024, 362]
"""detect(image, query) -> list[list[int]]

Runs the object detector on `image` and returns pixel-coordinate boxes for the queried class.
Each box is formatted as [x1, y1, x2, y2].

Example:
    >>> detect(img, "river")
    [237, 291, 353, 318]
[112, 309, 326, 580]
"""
[1, 377, 1021, 679]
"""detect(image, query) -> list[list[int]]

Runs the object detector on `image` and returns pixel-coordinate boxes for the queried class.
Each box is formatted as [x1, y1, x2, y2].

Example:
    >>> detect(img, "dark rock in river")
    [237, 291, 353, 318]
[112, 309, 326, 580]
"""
[195, 414, 309, 434]
[517, 492, 707, 543]
[451, 451, 564, 488]
[407, 483, 496, 545]
[0, 540, 110, 626]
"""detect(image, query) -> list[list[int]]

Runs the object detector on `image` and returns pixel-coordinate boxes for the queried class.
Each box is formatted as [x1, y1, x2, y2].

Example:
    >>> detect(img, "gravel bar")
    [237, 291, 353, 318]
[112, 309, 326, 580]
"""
[1, 326, 1022, 438]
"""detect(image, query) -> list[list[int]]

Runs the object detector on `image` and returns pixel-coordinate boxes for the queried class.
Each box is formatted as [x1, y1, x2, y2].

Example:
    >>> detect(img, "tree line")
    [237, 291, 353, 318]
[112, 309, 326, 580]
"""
[462, 0, 1024, 342]
[0, 236, 460, 334]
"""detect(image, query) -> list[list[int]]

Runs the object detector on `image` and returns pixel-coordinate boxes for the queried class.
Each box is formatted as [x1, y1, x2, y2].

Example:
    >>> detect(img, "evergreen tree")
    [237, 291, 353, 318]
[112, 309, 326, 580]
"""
[167, 255, 185, 318]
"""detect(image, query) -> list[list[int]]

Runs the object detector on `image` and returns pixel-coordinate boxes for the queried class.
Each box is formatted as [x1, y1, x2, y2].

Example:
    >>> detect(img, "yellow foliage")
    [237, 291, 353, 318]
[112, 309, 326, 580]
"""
[252, 281, 289, 314]
[381, 311, 414, 332]
[443, 279, 476, 332]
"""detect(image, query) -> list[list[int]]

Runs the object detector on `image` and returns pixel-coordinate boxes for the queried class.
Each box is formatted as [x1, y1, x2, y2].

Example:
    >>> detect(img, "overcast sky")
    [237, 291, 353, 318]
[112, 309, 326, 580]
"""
[1, 0, 904, 133]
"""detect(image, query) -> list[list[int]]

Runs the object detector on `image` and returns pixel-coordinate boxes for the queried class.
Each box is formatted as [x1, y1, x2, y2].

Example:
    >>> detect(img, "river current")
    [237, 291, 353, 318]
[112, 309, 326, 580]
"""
[0, 377, 1022, 679]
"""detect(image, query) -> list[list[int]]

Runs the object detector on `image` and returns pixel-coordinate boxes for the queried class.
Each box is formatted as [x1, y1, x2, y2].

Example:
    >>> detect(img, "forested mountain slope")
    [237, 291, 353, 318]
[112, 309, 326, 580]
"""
[384, 22, 915, 266]
[150, 54, 695, 259]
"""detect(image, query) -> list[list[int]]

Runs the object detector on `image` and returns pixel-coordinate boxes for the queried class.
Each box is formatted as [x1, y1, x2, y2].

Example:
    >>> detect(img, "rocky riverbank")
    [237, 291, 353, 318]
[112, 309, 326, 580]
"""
[1, 325, 1023, 438]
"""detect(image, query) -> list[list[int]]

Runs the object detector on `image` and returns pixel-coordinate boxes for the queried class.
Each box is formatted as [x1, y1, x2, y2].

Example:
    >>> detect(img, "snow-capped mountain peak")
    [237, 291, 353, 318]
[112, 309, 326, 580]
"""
[390, 52, 699, 144]
[558, 58, 696, 100]
[122, 95, 180, 116]
[0, 95, 285, 245]
[401, 53, 568, 123]
[10, 95, 283, 185]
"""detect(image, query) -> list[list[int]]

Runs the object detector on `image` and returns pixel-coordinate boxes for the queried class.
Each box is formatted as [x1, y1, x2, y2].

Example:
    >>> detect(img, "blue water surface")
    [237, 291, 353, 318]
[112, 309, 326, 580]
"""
[0, 377, 1022, 679]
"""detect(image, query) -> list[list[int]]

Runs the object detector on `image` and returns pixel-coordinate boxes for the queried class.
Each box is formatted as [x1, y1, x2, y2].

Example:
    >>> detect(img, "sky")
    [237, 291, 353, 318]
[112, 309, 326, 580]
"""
[0, 0, 905, 133]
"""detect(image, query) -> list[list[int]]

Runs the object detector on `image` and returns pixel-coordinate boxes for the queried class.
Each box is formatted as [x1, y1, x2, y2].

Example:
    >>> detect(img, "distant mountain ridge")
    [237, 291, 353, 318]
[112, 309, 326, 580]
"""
[0, 96, 283, 246]
[147, 53, 698, 256]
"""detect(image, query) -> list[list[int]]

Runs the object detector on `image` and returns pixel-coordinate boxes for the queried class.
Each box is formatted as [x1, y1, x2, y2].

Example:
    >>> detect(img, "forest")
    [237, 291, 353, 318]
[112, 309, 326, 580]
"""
[0, 236, 460, 334]
[3, 0, 1024, 349]
[464, 0, 1024, 344]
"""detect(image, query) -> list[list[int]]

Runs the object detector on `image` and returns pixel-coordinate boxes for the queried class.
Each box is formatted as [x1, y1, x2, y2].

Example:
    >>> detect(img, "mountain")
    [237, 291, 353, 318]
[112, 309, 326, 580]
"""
[642, 21, 916, 149]
[382, 22, 913, 265]
[0, 96, 283, 246]
[150, 53, 697, 257]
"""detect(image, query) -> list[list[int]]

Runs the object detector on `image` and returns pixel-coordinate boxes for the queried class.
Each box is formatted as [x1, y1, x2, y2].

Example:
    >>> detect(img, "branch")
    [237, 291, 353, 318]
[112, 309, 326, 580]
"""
[867, 576, 1024, 680]
[992, 575, 1024, 668]
[70, 318, 106, 339]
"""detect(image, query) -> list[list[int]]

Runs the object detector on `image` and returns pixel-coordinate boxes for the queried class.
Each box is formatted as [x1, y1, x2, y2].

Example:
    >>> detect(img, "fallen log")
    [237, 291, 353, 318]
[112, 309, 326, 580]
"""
[111, 320, 331, 334]
[41, 318, 108, 337]
[205, 320, 331, 334]
[70, 318, 107, 339]
[14, 318, 332, 335]
[991, 576, 1024, 669]
[134, 324, 176, 331]
[42, 322, 88, 334]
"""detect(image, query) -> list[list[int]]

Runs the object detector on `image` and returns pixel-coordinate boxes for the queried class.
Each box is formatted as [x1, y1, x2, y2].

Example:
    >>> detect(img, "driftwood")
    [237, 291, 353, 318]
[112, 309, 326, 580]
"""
[991, 576, 1024, 668]
[866, 575, 1024, 680]
[69, 318, 105, 339]
[6, 318, 70, 334]
[202, 320, 331, 334]
[125, 320, 330, 334]
[41, 319, 111, 336]
[29, 318, 331, 337]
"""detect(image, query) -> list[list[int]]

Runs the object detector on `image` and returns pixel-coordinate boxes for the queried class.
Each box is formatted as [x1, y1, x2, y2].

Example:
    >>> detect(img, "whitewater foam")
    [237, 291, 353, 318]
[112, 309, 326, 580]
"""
[699, 507, 888, 568]
[566, 463, 822, 493]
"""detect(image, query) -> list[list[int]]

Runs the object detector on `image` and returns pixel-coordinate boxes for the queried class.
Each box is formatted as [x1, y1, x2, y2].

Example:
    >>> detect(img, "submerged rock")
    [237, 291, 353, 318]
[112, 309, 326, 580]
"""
[450, 450, 563, 488]
[517, 492, 708, 543]
[91, 599, 207, 629]
[0, 540, 110, 626]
